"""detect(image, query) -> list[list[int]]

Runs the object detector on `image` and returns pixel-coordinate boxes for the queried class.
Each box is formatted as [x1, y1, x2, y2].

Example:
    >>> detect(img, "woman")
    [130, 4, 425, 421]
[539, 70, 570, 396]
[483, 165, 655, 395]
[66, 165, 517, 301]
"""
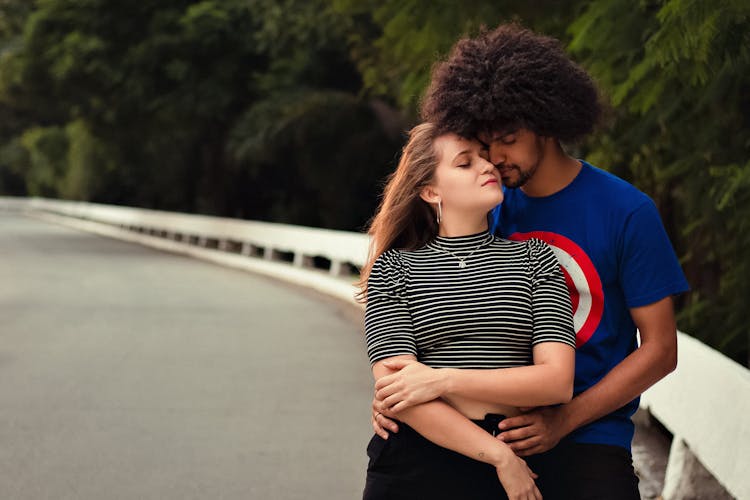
[358, 123, 576, 500]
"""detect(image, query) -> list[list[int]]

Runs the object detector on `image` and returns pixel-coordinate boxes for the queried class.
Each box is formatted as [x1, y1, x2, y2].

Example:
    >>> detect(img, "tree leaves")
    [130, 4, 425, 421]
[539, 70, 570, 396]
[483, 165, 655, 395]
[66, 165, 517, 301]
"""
[0, 0, 747, 362]
[570, 0, 750, 364]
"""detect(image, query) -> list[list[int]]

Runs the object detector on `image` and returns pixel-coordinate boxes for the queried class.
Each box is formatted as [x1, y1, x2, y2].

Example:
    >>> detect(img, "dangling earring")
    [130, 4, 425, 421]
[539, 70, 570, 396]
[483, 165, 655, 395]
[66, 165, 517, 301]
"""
[437, 200, 442, 225]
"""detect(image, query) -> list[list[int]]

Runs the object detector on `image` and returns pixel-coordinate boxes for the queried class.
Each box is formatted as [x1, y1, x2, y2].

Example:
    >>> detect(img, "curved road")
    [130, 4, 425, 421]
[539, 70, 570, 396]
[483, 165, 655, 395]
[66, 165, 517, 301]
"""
[0, 213, 372, 500]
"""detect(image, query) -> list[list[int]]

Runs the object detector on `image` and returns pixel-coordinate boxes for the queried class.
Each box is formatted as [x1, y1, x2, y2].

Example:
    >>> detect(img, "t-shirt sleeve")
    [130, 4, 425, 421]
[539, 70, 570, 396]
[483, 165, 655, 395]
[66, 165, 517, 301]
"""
[528, 238, 576, 348]
[364, 250, 417, 365]
[619, 200, 690, 308]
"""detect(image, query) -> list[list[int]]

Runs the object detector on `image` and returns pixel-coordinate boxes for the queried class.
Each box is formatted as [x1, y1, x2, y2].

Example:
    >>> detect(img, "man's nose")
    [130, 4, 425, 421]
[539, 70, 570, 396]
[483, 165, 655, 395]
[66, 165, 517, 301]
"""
[489, 144, 505, 166]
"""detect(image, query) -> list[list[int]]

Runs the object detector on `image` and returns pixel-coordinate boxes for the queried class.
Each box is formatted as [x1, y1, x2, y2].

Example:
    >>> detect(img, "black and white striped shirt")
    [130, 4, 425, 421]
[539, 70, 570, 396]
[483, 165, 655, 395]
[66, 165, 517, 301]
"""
[365, 231, 575, 369]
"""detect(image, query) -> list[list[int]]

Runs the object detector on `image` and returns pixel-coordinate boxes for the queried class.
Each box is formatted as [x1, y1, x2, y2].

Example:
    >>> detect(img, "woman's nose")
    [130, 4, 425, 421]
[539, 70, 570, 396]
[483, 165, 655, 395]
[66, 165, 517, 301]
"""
[479, 156, 496, 174]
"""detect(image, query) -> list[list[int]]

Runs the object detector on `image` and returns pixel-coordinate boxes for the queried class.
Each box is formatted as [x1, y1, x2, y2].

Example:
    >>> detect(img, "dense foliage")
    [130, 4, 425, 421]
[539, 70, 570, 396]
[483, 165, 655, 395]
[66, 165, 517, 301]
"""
[0, 0, 747, 363]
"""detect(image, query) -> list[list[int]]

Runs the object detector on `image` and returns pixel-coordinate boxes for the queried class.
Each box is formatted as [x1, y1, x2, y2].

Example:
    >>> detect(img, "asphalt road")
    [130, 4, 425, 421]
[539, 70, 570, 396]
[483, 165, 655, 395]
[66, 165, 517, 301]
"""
[0, 213, 373, 500]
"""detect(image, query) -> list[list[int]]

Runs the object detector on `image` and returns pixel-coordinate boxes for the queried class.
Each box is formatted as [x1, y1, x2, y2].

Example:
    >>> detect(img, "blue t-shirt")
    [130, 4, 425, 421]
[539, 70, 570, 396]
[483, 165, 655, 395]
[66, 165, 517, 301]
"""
[490, 161, 689, 450]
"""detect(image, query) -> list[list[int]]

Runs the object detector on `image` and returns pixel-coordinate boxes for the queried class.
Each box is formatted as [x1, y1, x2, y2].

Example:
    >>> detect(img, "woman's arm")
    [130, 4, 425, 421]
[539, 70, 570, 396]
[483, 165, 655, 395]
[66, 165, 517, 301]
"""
[375, 239, 575, 413]
[375, 342, 574, 412]
[372, 355, 541, 500]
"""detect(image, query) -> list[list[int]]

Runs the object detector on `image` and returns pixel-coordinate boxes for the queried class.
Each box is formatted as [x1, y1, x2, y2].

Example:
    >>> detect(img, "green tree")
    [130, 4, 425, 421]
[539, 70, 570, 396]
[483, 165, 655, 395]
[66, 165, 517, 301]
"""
[19, 126, 67, 196]
[224, 0, 402, 229]
[0, 0, 37, 195]
[569, 0, 750, 364]
[3, 0, 267, 209]
[332, 0, 584, 112]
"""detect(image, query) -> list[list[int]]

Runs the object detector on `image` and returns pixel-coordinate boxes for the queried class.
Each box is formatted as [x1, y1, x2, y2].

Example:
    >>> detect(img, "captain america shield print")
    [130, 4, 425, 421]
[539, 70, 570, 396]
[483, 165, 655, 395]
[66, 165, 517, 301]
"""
[508, 231, 603, 348]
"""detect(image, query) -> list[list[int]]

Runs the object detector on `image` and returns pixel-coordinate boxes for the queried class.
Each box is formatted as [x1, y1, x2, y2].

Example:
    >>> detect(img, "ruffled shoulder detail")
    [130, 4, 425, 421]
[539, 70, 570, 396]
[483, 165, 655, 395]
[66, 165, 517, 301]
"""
[367, 249, 409, 300]
[526, 237, 562, 284]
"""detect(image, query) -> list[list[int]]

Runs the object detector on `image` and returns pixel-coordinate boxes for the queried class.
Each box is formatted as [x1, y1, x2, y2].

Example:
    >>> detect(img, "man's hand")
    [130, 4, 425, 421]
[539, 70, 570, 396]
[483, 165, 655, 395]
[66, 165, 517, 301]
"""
[497, 406, 569, 456]
[371, 395, 400, 439]
[374, 359, 447, 412]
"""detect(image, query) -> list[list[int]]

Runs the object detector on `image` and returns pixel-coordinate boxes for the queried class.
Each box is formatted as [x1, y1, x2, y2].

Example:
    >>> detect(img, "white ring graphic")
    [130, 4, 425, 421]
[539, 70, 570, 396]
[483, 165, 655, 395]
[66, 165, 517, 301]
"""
[549, 247, 591, 334]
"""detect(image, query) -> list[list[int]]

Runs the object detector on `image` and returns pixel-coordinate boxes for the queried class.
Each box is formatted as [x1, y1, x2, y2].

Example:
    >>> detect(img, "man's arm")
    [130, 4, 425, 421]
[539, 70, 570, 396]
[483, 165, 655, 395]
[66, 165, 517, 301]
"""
[497, 296, 678, 456]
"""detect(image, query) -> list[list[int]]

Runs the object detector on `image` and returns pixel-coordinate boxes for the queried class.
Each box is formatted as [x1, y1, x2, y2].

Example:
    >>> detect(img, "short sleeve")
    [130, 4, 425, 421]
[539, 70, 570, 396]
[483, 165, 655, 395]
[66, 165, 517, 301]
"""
[364, 250, 417, 365]
[528, 239, 576, 348]
[619, 200, 690, 308]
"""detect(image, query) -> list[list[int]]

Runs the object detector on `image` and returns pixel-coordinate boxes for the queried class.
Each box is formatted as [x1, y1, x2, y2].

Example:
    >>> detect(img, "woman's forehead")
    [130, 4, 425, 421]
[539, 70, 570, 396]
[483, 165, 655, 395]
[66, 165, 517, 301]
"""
[435, 133, 481, 155]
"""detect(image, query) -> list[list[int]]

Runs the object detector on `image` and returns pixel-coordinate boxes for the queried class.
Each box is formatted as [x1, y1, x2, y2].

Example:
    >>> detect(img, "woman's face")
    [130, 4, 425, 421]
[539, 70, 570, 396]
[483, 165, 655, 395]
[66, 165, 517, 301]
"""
[429, 133, 503, 216]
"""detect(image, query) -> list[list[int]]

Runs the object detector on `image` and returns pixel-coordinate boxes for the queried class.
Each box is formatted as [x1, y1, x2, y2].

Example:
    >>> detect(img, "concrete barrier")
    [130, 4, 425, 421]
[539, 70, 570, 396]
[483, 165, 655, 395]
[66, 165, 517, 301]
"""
[640, 333, 749, 499]
[2, 196, 748, 499]
[0, 196, 368, 304]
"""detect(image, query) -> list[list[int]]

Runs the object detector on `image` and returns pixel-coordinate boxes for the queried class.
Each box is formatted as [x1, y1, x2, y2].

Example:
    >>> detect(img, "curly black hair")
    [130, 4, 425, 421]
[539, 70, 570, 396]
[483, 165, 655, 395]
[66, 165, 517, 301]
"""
[421, 23, 602, 142]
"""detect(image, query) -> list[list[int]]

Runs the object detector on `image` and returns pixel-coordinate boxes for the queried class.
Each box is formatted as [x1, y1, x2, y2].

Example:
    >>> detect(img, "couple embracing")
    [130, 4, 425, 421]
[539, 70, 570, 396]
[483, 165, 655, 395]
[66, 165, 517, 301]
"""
[358, 24, 688, 500]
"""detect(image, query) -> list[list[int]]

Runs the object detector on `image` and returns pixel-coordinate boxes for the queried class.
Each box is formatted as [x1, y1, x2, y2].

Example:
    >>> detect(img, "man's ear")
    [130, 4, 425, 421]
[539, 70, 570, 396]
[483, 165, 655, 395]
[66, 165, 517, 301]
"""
[420, 185, 440, 205]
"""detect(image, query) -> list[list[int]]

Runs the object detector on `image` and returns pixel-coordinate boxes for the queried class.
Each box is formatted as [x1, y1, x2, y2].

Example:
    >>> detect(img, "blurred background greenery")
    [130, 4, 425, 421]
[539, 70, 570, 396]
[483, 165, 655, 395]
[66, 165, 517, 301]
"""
[0, 0, 747, 365]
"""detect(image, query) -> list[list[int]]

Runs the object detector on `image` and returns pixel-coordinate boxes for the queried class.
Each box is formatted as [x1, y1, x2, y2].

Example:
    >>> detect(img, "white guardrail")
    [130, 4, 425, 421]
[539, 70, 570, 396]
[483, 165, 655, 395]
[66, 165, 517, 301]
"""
[1, 196, 369, 305]
[2, 197, 748, 499]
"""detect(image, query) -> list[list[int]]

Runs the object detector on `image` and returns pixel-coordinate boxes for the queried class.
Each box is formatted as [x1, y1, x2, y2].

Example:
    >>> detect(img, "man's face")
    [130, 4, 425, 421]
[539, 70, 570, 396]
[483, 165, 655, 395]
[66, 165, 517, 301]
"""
[477, 128, 545, 188]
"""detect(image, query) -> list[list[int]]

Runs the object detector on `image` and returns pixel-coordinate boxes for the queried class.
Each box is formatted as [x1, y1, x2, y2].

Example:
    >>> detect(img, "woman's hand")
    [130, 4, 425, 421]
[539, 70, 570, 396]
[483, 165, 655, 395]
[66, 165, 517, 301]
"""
[374, 359, 449, 412]
[494, 451, 542, 500]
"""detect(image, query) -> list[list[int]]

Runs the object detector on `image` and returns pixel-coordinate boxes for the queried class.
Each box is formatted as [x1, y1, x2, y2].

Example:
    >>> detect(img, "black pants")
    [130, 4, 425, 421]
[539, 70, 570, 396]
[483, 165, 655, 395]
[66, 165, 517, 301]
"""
[363, 421, 640, 500]
[363, 415, 510, 500]
[530, 441, 640, 500]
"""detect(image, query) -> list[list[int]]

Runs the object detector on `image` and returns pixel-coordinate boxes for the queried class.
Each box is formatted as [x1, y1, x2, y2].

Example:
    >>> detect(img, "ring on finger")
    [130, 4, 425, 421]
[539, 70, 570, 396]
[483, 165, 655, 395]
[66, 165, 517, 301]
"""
[374, 412, 382, 420]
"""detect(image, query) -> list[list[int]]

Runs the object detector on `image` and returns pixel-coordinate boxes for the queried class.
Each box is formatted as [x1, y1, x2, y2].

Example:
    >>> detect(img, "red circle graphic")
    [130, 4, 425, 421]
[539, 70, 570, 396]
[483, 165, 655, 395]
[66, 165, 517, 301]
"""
[509, 231, 604, 347]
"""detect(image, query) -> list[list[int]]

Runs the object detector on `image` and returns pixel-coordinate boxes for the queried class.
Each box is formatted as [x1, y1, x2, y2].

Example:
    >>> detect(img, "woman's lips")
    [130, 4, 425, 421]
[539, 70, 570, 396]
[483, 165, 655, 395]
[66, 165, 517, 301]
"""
[482, 178, 498, 186]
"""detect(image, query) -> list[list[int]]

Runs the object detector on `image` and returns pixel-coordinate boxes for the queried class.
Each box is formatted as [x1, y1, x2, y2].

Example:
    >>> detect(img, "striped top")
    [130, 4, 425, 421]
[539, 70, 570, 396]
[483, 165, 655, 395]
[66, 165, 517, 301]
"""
[365, 231, 575, 369]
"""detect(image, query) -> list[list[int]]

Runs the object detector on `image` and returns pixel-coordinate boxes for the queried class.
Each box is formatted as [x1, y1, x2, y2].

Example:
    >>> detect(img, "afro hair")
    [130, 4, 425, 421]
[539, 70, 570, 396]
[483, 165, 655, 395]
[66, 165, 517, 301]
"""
[421, 23, 602, 143]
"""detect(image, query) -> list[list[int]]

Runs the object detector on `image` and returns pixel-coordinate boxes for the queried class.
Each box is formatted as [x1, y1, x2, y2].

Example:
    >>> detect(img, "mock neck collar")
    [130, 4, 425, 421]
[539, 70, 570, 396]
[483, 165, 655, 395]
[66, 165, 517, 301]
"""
[428, 230, 493, 251]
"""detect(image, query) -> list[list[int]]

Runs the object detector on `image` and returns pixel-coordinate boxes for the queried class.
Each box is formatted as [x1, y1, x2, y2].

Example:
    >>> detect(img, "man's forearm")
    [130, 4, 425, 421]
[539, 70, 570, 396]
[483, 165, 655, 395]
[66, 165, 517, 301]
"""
[556, 339, 676, 436]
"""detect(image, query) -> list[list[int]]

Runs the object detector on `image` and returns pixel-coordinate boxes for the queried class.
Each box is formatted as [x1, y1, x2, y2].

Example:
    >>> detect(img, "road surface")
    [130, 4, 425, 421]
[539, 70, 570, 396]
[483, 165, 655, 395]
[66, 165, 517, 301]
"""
[0, 213, 373, 499]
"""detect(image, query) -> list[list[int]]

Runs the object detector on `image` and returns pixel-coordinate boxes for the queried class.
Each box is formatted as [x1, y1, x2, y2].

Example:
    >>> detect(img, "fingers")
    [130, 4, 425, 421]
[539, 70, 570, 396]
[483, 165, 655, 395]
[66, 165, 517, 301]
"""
[373, 412, 399, 435]
[497, 425, 536, 443]
[374, 373, 396, 391]
[374, 359, 416, 391]
[498, 414, 534, 431]
[526, 464, 538, 480]
[526, 484, 542, 500]
[508, 481, 542, 500]
[380, 394, 398, 411]
[381, 358, 413, 370]
[507, 435, 540, 451]
[534, 485, 543, 500]
[381, 390, 414, 410]
[389, 400, 412, 413]
[375, 383, 400, 403]
[372, 412, 389, 439]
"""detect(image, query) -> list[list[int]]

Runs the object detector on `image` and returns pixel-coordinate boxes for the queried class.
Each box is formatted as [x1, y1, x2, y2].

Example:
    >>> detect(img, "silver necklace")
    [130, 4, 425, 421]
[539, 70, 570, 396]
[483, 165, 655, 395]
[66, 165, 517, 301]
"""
[431, 234, 494, 269]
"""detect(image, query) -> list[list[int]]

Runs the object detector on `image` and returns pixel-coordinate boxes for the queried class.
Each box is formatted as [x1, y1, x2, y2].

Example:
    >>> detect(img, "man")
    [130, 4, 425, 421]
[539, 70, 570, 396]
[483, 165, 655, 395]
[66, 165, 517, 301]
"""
[372, 24, 689, 499]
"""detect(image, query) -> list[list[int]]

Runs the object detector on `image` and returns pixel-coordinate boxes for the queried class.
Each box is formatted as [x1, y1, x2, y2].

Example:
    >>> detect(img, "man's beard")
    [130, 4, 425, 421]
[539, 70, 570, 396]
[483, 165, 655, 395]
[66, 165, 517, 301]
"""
[500, 162, 539, 188]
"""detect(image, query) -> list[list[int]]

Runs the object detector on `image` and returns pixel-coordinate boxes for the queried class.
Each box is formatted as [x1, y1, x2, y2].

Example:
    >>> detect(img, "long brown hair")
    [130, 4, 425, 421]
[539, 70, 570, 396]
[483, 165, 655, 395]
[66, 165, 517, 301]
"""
[356, 123, 442, 302]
